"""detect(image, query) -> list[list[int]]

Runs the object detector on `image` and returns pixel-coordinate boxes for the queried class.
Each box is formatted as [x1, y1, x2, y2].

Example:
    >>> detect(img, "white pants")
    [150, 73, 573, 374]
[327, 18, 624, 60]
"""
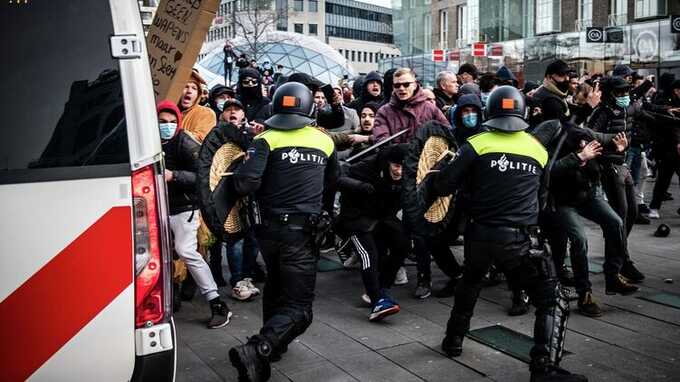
[169, 210, 219, 302]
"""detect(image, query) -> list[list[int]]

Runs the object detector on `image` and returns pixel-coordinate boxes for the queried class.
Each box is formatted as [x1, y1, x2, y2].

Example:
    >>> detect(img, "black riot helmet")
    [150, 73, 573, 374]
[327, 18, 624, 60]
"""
[265, 82, 315, 130]
[483, 85, 528, 132]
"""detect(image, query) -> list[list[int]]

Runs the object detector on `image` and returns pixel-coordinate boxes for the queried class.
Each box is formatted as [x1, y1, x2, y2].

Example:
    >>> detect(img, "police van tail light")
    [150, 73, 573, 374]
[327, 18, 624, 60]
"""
[132, 164, 171, 328]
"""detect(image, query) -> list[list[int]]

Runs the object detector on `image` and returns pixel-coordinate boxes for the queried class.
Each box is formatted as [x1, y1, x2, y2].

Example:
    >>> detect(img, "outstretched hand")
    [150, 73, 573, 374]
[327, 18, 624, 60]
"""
[612, 132, 628, 152]
[577, 140, 602, 162]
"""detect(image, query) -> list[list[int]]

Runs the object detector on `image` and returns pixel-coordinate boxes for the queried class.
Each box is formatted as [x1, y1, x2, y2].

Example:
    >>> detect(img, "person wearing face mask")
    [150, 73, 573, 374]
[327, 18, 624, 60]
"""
[157, 100, 233, 329]
[178, 70, 217, 143]
[237, 68, 271, 122]
[531, 60, 574, 127]
[451, 94, 485, 145]
[587, 76, 649, 284]
[208, 84, 236, 119]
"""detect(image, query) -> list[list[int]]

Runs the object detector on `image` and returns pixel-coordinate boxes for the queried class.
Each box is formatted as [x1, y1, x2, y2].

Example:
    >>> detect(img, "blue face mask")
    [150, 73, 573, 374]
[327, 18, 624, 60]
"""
[159, 122, 178, 140]
[615, 95, 630, 109]
[462, 113, 478, 128]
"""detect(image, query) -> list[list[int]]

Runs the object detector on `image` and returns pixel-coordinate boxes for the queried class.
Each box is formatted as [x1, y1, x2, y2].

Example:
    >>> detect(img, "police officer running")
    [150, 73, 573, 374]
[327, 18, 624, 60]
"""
[229, 82, 339, 382]
[421, 86, 586, 382]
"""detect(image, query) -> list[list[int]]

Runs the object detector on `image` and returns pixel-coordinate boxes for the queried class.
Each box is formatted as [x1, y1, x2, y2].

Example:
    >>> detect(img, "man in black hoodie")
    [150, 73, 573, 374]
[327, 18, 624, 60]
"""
[348, 71, 384, 113]
[237, 68, 271, 122]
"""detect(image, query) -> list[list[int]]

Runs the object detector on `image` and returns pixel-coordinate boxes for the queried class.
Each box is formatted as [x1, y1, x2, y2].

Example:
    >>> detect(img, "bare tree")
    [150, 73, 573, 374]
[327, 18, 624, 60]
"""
[226, 0, 291, 62]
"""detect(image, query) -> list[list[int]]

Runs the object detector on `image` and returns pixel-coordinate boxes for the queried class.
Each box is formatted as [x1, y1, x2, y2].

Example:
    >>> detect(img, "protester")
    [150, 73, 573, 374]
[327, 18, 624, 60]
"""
[208, 84, 236, 119]
[237, 68, 271, 122]
[348, 71, 384, 113]
[373, 68, 449, 144]
[433, 71, 459, 114]
[178, 70, 217, 143]
[157, 100, 232, 329]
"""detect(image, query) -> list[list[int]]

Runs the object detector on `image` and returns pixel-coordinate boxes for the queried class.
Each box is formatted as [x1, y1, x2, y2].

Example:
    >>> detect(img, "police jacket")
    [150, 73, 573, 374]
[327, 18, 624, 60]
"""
[234, 126, 339, 216]
[163, 130, 201, 215]
[426, 130, 548, 227]
[335, 151, 402, 235]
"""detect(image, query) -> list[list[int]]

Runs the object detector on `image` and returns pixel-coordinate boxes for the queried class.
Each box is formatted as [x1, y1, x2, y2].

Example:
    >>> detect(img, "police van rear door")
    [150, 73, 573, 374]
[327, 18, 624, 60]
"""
[0, 1, 170, 381]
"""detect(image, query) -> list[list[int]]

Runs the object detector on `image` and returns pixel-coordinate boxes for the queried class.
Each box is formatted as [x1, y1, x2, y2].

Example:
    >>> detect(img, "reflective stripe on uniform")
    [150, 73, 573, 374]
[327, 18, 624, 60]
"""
[467, 130, 548, 168]
[256, 126, 335, 157]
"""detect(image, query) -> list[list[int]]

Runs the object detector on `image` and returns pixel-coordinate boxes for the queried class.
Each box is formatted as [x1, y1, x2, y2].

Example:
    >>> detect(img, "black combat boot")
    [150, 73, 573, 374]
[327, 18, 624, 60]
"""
[508, 289, 530, 316]
[229, 336, 272, 382]
[441, 334, 464, 357]
[530, 356, 588, 382]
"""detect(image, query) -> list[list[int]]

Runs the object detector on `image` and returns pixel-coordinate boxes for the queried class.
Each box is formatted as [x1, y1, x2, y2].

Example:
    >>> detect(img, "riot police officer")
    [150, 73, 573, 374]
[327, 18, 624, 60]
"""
[422, 86, 586, 382]
[229, 82, 339, 381]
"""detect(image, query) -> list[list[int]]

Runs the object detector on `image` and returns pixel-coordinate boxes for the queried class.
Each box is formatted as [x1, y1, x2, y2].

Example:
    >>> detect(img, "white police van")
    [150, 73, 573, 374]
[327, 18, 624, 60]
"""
[0, 1, 176, 380]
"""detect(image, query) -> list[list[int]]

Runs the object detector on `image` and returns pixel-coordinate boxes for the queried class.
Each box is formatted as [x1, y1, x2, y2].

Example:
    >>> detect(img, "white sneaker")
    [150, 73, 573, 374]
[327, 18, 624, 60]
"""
[394, 267, 408, 286]
[361, 293, 371, 305]
[232, 280, 253, 301]
[343, 252, 361, 269]
[648, 209, 660, 219]
[243, 278, 260, 296]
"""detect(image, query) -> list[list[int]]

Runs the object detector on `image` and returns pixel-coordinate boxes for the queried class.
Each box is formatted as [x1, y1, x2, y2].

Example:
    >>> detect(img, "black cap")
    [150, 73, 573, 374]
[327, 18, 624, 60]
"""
[545, 59, 571, 77]
[654, 224, 671, 238]
[612, 64, 634, 78]
[222, 99, 244, 110]
[384, 144, 408, 165]
[458, 63, 478, 79]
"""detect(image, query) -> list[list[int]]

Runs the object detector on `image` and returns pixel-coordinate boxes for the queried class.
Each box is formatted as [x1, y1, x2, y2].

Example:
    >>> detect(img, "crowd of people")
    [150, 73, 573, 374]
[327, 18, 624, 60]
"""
[156, 57, 680, 382]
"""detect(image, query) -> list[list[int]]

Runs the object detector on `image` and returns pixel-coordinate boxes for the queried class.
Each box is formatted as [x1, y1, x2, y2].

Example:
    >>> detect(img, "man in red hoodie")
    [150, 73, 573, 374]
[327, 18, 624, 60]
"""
[157, 100, 232, 329]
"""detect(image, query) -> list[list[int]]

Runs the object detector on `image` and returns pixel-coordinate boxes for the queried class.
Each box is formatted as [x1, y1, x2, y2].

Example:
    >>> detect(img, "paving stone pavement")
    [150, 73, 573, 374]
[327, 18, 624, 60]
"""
[175, 179, 680, 381]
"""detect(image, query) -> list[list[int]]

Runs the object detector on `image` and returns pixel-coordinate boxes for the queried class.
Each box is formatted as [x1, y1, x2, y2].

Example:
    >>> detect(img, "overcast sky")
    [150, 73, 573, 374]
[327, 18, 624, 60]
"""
[356, 0, 393, 9]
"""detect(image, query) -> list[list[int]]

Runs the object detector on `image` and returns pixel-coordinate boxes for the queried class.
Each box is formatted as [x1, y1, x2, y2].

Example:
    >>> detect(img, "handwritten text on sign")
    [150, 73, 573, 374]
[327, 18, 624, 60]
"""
[147, 0, 218, 101]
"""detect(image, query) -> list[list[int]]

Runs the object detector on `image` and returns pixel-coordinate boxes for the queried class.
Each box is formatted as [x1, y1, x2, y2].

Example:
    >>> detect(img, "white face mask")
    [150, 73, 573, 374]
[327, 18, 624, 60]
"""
[159, 122, 178, 140]
[216, 99, 227, 111]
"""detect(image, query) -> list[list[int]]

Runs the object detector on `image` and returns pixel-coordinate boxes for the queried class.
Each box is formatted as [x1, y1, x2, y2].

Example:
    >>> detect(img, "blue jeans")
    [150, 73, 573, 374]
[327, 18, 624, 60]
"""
[226, 229, 259, 287]
[625, 146, 643, 187]
[554, 190, 627, 293]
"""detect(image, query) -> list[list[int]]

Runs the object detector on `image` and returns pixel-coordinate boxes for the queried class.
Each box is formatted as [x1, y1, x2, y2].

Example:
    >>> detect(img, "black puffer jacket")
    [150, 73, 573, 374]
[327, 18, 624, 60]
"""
[164, 131, 201, 215]
[402, 120, 457, 236]
[335, 150, 402, 235]
[196, 122, 253, 242]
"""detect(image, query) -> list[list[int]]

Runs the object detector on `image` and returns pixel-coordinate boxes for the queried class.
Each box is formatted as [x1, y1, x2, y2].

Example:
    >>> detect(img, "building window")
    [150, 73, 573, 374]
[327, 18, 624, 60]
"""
[578, 0, 592, 22]
[409, 17, 417, 54]
[309, 23, 318, 35]
[308, 0, 318, 12]
[363, 51, 367, 62]
[409, 0, 416, 9]
[536, 0, 560, 34]
[609, 0, 627, 25]
[339, 49, 343, 55]
[439, 10, 448, 49]
[294, 23, 303, 33]
[351, 50, 356, 61]
[369, 52, 373, 63]
[294, 0, 303, 12]
[634, 0, 666, 19]
[345, 50, 350, 59]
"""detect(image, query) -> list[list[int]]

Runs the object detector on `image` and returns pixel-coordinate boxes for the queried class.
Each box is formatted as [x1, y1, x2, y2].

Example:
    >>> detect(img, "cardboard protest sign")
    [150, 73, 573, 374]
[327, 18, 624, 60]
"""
[147, 0, 219, 101]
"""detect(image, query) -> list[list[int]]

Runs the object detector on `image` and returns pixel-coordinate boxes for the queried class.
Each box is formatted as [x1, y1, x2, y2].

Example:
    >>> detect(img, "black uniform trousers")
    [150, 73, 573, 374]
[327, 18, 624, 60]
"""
[254, 220, 317, 353]
[446, 223, 558, 361]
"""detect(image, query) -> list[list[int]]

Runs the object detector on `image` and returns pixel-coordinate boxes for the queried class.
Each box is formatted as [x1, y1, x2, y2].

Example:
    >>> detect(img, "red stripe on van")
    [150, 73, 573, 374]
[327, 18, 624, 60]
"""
[0, 206, 133, 381]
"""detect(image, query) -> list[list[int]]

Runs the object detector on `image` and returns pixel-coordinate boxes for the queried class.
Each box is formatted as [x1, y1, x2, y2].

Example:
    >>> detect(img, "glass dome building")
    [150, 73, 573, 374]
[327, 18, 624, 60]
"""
[198, 31, 355, 87]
